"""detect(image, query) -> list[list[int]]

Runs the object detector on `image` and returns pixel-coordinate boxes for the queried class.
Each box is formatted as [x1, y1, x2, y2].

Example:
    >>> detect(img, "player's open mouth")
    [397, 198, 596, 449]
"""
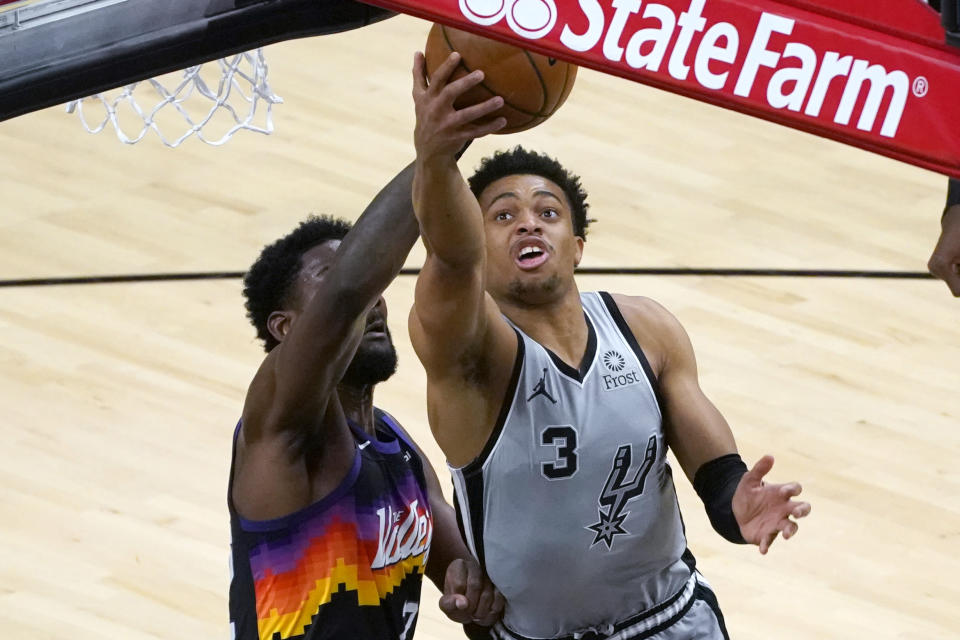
[513, 239, 550, 270]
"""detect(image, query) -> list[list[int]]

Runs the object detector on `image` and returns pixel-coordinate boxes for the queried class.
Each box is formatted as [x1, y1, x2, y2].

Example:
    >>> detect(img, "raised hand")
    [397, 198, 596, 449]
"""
[732, 455, 811, 554]
[928, 204, 960, 297]
[412, 50, 506, 162]
[438, 557, 505, 627]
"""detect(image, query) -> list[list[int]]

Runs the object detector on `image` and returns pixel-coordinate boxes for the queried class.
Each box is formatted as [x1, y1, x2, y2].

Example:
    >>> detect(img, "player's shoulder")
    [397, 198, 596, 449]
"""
[599, 292, 691, 376]
[602, 292, 682, 332]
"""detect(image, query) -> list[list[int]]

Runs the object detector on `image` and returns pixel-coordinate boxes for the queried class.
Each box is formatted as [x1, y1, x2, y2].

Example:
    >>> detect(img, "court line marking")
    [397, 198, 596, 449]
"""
[0, 268, 936, 288]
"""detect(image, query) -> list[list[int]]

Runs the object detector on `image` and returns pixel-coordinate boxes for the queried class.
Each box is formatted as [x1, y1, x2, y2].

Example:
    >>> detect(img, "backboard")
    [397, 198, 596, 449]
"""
[0, 0, 396, 122]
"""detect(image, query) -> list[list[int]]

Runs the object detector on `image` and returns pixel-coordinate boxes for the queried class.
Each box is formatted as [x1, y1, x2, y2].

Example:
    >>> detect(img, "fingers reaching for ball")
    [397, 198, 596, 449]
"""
[413, 50, 506, 160]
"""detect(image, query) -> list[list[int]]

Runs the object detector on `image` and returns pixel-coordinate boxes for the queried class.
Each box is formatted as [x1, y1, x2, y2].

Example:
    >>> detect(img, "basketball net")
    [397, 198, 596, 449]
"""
[65, 49, 282, 147]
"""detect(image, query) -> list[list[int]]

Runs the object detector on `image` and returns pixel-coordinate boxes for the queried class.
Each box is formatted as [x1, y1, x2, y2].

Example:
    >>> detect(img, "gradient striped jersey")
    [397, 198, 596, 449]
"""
[228, 409, 433, 640]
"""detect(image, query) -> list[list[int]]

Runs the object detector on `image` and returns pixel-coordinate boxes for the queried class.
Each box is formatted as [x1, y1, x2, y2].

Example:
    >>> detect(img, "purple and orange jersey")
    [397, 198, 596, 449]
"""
[228, 410, 433, 640]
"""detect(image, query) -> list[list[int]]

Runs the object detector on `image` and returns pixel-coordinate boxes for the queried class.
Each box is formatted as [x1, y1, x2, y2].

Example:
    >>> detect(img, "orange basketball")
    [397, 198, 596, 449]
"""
[424, 23, 577, 134]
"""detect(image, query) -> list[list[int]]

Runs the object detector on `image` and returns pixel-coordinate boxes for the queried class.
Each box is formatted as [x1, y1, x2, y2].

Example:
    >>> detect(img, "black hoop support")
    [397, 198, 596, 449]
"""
[0, 0, 395, 122]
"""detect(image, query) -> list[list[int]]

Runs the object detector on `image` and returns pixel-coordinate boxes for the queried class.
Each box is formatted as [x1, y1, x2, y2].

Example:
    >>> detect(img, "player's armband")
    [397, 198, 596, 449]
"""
[946, 178, 960, 216]
[693, 453, 748, 544]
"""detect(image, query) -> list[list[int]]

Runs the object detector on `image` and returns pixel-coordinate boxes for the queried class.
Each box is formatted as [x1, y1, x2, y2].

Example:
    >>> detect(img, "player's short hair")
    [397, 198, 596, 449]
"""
[243, 215, 352, 352]
[467, 146, 591, 239]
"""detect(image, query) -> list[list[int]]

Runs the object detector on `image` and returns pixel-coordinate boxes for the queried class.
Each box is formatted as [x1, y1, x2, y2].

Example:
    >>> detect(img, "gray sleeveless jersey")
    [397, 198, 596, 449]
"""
[450, 292, 694, 640]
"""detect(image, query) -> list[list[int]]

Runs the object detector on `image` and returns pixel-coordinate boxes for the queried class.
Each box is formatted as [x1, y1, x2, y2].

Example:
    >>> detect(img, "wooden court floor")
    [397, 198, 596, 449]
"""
[1, 13, 958, 640]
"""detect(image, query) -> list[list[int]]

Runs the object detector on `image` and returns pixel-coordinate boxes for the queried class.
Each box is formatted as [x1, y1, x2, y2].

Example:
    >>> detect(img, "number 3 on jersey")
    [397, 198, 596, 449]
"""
[540, 425, 579, 479]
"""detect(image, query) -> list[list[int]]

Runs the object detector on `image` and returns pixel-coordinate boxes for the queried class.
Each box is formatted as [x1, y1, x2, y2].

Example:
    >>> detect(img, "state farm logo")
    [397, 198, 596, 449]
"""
[459, 0, 924, 139]
[460, 0, 557, 39]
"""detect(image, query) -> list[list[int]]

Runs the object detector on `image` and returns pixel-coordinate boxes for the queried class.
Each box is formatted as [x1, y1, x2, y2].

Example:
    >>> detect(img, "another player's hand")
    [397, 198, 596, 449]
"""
[732, 455, 811, 554]
[412, 51, 505, 162]
[928, 204, 960, 297]
[438, 557, 505, 627]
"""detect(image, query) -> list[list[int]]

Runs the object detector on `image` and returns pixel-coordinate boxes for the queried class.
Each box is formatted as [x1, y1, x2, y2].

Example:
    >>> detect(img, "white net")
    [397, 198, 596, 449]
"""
[65, 48, 283, 147]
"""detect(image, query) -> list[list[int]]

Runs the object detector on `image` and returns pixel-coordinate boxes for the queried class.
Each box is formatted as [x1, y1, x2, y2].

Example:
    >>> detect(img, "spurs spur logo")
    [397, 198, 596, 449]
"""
[586, 435, 658, 549]
[459, 0, 558, 39]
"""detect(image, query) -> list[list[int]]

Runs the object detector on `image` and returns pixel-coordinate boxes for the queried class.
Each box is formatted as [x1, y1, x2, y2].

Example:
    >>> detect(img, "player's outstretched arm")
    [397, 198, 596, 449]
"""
[408, 51, 517, 462]
[928, 178, 960, 296]
[611, 294, 810, 553]
[409, 49, 504, 363]
[243, 162, 420, 452]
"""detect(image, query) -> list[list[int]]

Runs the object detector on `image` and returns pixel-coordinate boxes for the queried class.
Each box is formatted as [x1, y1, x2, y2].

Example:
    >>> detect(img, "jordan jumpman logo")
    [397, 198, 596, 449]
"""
[527, 368, 557, 403]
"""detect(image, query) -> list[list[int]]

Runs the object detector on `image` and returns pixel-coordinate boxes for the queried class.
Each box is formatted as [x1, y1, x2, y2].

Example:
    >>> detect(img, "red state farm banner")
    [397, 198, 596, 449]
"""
[777, 0, 948, 48]
[365, 0, 960, 178]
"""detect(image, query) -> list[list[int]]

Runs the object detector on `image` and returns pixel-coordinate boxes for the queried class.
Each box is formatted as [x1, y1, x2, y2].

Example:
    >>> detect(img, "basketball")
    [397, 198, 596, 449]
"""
[424, 22, 577, 134]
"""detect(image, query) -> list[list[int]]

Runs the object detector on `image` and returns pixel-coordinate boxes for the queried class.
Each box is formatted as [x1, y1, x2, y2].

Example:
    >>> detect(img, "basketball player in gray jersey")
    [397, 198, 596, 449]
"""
[409, 52, 811, 640]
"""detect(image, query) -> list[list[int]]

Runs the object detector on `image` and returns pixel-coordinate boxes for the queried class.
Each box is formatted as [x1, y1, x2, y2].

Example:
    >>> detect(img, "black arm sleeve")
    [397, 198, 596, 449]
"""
[693, 453, 748, 544]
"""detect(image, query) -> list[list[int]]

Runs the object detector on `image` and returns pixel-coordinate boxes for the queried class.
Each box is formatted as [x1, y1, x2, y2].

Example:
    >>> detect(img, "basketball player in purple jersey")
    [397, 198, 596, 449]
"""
[227, 52, 507, 640]
[407, 50, 811, 640]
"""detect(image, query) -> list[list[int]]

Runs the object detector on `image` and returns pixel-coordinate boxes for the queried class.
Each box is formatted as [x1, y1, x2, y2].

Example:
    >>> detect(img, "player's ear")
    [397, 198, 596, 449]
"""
[267, 310, 294, 345]
[574, 236, 584, 267]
